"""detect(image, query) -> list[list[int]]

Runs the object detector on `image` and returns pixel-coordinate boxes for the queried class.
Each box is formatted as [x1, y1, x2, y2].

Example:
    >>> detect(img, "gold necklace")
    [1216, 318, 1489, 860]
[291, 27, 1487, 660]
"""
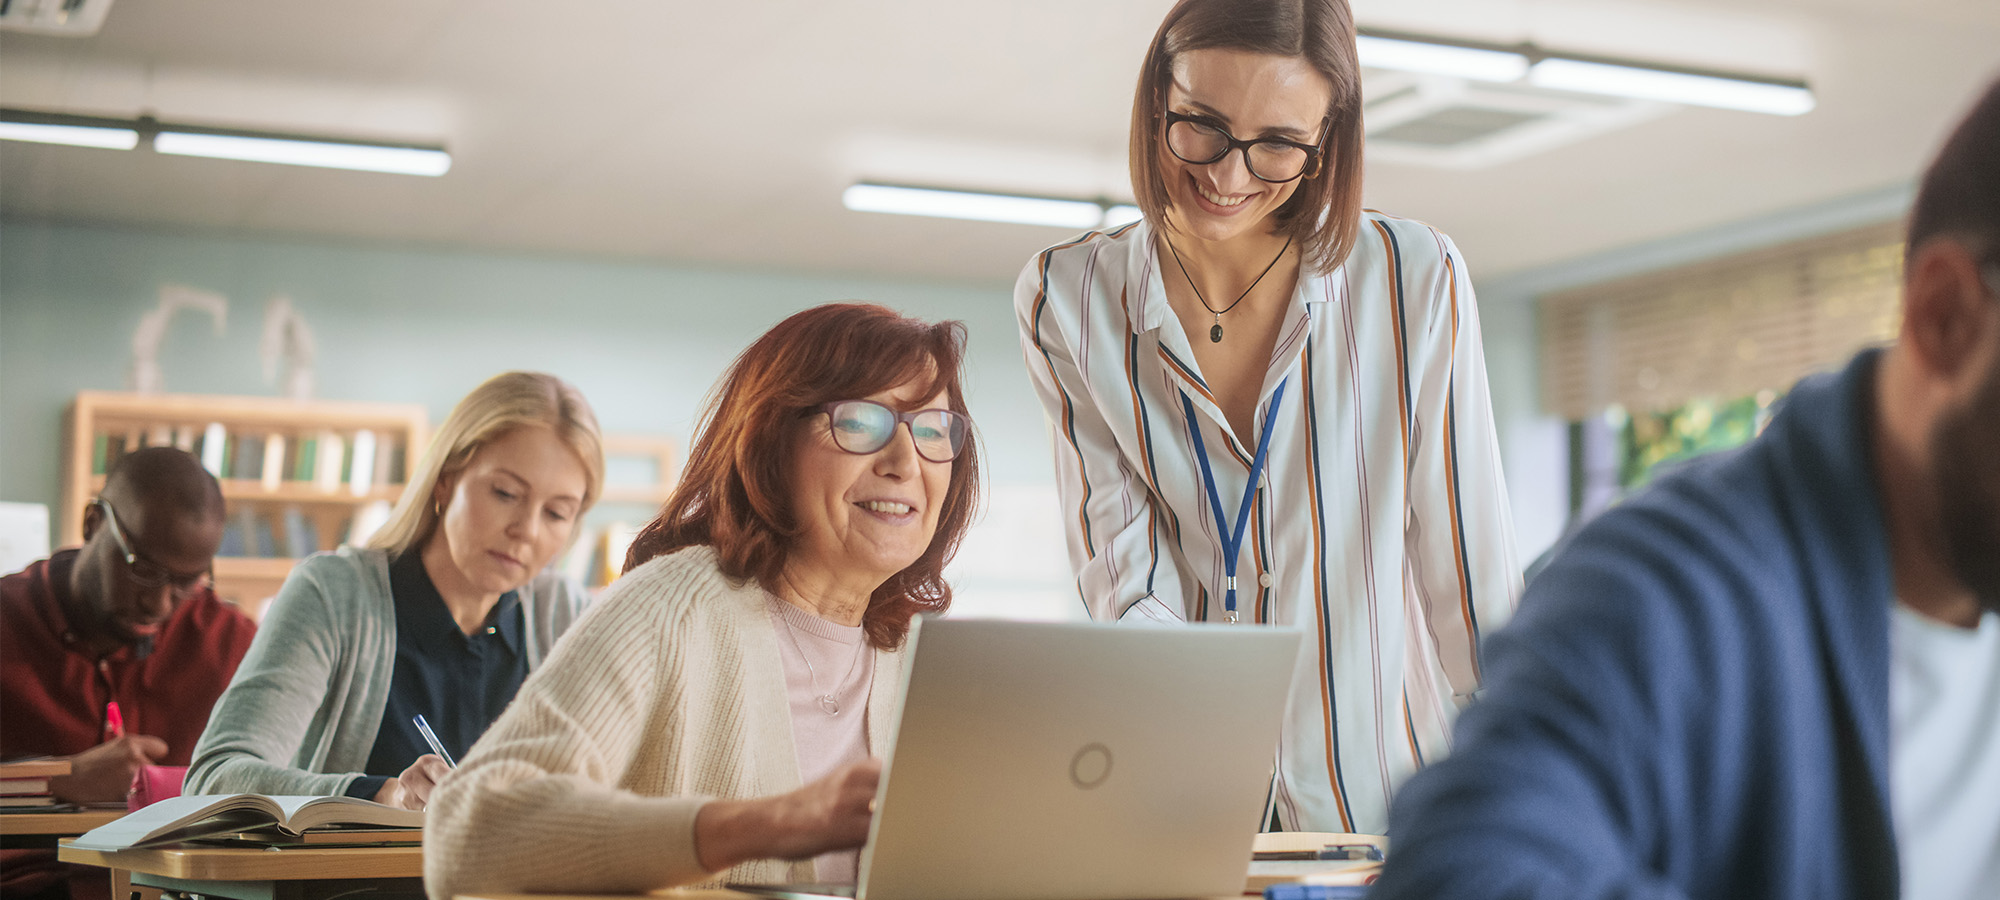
[1163, 232, 1294, 343]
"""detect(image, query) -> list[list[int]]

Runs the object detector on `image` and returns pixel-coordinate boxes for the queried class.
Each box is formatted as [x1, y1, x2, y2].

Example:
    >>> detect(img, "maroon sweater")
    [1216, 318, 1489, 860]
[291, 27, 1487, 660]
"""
[1, 550, 256, 764]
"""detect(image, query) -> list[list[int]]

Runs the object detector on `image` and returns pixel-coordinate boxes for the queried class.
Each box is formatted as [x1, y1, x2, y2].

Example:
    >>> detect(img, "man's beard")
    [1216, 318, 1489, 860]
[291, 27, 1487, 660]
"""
[1930, 352, 2000, 615]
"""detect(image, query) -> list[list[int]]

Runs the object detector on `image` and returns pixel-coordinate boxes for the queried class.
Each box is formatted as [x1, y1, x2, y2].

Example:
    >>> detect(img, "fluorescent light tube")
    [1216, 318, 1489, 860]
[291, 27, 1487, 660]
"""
[1101, 205, 1143, 228]
[1529, 58, 1814, 116]
[1356, 35, 1528, 82]
[153, 131, 452, 176]
[844, 184, 1105, 229]
[0, 121, 139, 150]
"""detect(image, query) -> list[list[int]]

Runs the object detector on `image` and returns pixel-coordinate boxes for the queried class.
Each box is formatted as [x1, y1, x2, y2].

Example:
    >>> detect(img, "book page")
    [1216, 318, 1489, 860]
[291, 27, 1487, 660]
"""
[69, 795, 280, 850]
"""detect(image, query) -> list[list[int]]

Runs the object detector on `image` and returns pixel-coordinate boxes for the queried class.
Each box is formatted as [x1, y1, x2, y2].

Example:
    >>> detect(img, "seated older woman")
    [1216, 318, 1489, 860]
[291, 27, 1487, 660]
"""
[187, 371, 604, 809]
[425, 303, 980, 896]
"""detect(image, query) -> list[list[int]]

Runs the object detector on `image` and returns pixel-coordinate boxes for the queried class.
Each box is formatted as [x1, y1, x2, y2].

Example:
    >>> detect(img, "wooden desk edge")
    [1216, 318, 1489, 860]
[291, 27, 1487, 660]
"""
[0, 810, 126, 836]
[457, 892, 1245, 900]
[58, 839, 424, 880]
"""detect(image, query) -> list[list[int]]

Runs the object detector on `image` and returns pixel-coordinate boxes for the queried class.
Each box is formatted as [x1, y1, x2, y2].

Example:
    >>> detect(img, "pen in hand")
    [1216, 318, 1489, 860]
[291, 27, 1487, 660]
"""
[412, 714, 457, 768]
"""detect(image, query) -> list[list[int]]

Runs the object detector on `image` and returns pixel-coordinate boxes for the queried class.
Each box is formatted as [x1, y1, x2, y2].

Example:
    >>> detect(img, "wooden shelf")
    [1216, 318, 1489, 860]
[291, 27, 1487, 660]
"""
[62, 391, 429, 621]
[597, 434, 679, 508]
[86, 475, 406, 505]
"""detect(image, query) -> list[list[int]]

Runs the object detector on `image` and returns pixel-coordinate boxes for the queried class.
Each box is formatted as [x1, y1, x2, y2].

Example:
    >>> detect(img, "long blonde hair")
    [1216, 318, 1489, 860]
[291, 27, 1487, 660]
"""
[368, 371, 605, 557]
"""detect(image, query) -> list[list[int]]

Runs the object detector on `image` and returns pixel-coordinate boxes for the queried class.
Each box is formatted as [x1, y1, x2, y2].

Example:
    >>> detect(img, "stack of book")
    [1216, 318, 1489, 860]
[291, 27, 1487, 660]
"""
[0, 757, 70, 809]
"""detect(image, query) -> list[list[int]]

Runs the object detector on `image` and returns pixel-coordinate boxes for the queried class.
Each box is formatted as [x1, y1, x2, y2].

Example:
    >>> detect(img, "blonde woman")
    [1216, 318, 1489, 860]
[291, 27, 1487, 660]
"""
[187, 372, 603, 810]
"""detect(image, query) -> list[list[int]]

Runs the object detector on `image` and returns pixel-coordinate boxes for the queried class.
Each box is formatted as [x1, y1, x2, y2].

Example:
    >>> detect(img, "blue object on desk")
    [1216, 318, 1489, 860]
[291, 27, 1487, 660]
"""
[1264, 885, 1370, 900]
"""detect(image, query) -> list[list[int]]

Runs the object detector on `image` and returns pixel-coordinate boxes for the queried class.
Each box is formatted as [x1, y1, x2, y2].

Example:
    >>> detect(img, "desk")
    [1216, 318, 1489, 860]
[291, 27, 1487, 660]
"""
[59, 840, 424, 900]
[459, 894, 1242, 900]
[0, 809, 125, 837]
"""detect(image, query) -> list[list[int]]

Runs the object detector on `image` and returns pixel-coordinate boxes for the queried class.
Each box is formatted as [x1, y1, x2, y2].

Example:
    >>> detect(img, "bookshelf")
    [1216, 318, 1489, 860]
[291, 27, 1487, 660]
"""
[61, 392, 430, 620]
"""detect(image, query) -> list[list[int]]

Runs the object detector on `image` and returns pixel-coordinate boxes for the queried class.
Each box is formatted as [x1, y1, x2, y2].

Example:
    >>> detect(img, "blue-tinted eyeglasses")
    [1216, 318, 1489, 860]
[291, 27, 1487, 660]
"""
[808, 400, 970, 462]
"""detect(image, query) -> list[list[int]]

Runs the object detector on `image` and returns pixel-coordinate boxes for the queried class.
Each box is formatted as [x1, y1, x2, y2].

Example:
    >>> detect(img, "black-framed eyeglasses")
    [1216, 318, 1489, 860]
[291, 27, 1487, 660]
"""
[805, 400, 970, 463]
[1163, 111, 1327, 184]
[93, 498, 210, 595]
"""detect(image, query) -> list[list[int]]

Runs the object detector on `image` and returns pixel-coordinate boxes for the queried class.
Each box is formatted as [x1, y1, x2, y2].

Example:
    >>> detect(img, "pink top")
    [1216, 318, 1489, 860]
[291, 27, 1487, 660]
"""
[766, 596, 875, 883]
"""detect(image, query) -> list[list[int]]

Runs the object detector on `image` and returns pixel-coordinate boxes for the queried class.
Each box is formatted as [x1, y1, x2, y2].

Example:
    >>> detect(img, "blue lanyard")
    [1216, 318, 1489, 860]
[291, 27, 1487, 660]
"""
[1179, 377, 1287, 623]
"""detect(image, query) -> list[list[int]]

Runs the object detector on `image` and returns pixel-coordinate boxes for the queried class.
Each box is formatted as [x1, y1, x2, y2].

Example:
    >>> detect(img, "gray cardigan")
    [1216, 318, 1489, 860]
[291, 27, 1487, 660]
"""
[186, 545, 588, 797]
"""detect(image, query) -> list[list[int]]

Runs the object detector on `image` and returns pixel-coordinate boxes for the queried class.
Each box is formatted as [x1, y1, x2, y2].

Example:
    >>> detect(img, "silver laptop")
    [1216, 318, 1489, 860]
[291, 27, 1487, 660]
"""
[731, 616, 1304, 900]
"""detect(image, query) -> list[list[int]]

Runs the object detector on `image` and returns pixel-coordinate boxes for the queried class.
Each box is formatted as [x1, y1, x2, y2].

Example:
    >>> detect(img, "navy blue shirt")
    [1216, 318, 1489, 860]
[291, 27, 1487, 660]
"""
[345, 550, 529, 799]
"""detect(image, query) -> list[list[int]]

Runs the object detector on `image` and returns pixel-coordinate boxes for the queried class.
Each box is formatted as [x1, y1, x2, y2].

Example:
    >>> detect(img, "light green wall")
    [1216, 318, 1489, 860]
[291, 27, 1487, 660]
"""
[0, 218, 1050, 547]
[0, 215, 1595, 587]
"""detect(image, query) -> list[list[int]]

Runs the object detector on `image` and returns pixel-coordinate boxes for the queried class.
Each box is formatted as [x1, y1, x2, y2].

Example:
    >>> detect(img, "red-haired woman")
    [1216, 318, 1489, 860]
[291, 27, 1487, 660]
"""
[1017, 0, 1521, 834]
[425, 303, 980, 896]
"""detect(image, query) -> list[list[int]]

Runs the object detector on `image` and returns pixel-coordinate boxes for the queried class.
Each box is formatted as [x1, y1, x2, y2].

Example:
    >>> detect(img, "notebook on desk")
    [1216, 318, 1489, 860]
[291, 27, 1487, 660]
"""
[730, 616, 1305, 900]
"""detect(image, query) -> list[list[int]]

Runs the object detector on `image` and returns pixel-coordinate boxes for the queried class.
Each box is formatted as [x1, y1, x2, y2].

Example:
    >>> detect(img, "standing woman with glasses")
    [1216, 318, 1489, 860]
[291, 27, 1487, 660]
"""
[1016, 0, 1520, 833]
[425, 303, 980, 896]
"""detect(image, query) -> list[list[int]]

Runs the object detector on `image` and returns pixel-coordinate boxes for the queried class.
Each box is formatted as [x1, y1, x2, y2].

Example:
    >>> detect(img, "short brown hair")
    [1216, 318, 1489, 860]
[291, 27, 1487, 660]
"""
[1909, 75, 2000, 263]
[623, 303, 981, 650]
[1129, 0, 1365, 273]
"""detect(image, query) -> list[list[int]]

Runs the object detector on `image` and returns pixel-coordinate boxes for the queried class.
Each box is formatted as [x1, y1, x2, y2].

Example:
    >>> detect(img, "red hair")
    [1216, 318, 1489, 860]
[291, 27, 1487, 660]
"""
[624, 303, 981, 649]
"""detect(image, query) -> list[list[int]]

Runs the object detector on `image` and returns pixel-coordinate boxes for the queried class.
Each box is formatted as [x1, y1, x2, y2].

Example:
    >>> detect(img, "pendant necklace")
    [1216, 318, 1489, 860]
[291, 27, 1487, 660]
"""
[775, 601, 866, 716]
[1163, 232, 1294, 343]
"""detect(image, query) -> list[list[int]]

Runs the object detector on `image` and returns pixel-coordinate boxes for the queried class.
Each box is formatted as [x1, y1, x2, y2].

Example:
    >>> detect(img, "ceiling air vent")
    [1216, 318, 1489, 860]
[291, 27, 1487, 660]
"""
[0, 0, 114, 36]
[1362, 69, 1670, 169]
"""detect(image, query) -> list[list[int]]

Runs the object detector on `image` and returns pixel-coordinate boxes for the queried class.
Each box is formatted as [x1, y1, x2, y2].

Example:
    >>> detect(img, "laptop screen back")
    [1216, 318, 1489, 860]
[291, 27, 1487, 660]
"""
[855, 617, 1304, 900]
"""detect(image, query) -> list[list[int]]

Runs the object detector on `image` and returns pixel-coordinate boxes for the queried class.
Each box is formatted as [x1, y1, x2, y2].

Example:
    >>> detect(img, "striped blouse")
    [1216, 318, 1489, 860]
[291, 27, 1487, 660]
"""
[1014, 212, 1522, 834]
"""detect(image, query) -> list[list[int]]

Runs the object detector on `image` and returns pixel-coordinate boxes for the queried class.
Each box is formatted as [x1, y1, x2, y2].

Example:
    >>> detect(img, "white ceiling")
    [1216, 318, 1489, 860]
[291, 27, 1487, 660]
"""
[2, 0, 1998, 285]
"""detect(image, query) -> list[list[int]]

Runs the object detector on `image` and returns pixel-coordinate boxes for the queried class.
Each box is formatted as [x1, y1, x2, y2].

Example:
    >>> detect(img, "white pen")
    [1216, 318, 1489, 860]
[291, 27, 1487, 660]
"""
[412, 714, 458, 768]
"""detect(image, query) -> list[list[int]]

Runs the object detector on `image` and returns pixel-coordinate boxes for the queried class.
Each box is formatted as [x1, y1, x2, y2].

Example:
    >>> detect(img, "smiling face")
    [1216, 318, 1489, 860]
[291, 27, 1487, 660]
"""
[1160, 48, 1333, 245]
[428, 424, 588, 597]
[784, 380, 956, 600]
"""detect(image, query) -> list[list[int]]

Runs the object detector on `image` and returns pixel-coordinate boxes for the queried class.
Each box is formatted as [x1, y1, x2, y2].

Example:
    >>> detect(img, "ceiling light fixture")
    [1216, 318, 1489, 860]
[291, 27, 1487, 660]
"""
[1356, 29, 1813, 116]
[0, 107, 452, 176]
[1356, 34, 1528, 83]
[1526, 58, 1815, 116]
[844, 183, 1134, 230]
[152, 131, 452, 176]
[0, 109, 139, 149]
[0, 120, 140, 150]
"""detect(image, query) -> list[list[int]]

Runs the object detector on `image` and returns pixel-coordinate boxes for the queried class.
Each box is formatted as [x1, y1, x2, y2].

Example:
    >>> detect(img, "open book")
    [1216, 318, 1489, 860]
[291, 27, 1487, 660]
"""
[69, 794, 423, 850]
[1245, 831, 1386, 891]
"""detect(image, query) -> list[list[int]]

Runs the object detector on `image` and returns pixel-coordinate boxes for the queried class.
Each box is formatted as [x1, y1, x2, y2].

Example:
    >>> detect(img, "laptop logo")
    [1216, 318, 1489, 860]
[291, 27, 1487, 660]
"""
[1069, 742, 1113, 789]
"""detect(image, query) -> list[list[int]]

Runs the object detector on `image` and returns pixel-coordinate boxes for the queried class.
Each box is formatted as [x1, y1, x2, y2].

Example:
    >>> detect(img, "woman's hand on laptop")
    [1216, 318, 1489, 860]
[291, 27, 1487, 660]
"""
[692, 757, 883, 872]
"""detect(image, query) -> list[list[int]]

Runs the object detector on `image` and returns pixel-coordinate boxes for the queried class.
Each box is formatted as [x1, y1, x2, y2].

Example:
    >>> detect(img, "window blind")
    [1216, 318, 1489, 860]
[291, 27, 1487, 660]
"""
[1540, 222, 1904, 421]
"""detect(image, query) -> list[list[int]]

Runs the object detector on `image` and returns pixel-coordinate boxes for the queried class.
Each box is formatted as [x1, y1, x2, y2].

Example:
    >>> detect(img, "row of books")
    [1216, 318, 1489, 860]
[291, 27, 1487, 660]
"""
[214, 501, 393, 559]
[92, 424, 409, 495]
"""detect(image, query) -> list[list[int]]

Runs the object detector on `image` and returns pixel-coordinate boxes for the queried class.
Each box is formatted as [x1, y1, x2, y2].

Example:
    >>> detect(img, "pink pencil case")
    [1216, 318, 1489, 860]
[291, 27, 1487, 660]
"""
[127, 765, 187, 811]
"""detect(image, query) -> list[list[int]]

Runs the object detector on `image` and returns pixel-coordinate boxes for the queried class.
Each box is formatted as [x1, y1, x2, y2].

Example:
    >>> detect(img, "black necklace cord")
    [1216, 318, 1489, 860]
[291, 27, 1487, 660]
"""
[1162, 231, 1295, 343]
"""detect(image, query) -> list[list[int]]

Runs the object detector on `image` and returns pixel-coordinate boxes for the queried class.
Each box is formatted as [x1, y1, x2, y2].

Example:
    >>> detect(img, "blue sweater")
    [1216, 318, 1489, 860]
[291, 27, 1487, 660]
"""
[1374, 350, 1899, 900]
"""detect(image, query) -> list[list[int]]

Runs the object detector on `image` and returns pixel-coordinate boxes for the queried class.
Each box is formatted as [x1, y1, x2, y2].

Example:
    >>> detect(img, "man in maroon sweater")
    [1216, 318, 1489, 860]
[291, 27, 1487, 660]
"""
[2, 447, 256, 900]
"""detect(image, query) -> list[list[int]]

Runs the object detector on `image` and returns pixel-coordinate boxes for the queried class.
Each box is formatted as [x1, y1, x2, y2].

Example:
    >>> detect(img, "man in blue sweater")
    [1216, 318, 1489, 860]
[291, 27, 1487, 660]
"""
[1373, 77, 2000, 900]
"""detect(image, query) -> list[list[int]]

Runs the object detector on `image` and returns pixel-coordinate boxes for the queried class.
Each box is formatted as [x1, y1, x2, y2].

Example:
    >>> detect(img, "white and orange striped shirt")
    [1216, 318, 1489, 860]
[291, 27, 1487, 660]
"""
[1014, 212, 1521, 833]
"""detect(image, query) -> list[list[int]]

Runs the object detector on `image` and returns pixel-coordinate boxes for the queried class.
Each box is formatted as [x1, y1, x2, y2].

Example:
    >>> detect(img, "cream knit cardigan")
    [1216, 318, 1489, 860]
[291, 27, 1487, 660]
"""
[423, 544, 905, 898]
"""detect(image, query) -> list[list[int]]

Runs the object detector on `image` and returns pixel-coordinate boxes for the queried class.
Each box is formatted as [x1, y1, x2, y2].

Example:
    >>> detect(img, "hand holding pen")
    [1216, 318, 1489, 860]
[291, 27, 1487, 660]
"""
[376, 715, 456, 811]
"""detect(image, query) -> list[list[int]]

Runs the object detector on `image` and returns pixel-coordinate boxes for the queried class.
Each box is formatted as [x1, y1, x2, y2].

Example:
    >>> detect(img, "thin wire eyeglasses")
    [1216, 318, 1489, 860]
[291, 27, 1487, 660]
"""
[806, 400, 970, 463]
[1163, 111, 1327, 184]
[93, 497, 211, 595]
